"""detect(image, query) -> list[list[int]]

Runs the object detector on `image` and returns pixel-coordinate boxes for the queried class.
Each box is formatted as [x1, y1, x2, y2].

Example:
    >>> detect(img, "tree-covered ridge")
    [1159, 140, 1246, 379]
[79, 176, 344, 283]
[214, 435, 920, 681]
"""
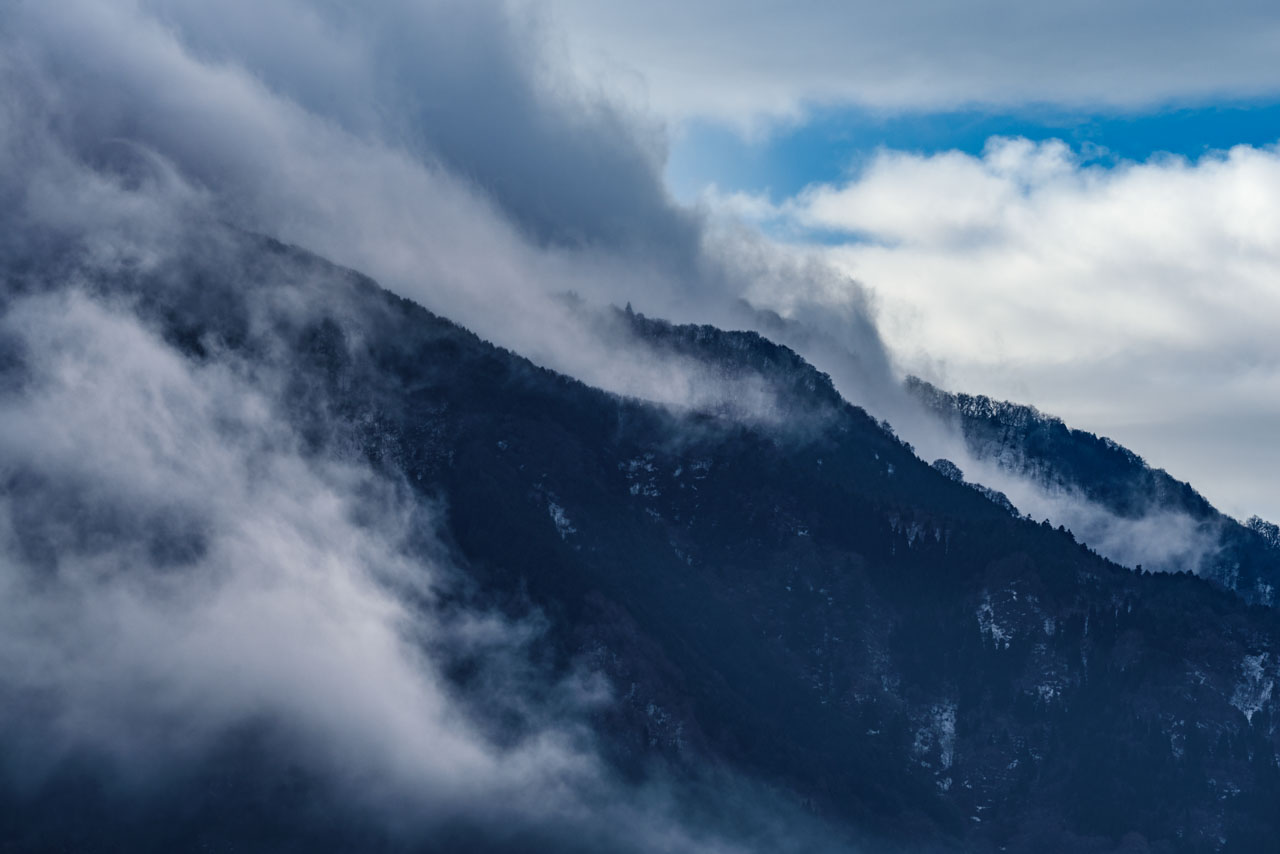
[1247, 516, 1280, 551]
[907, 376, 1280, 603]
[906, 377, 1210, 518]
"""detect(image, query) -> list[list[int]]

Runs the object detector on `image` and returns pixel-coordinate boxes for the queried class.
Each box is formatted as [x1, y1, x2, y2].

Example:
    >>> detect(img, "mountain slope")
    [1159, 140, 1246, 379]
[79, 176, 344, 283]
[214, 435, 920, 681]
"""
[5, 230, 1280, 853]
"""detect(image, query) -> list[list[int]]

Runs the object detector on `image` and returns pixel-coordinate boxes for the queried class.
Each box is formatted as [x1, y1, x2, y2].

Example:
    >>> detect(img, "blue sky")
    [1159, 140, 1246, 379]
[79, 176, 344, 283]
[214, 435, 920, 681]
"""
[667, 100, 1280, 202]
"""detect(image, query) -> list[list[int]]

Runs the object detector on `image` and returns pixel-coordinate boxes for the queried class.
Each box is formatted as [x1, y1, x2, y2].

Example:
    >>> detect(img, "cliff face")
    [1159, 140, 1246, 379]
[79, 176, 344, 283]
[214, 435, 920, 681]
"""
[5, 231, 1280, 854]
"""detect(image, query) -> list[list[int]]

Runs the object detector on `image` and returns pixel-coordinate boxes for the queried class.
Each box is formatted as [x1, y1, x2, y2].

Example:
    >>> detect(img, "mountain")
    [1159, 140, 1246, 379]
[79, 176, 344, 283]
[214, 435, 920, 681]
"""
[906, 377, 1280, 605]
[5, 229, 1280, 854]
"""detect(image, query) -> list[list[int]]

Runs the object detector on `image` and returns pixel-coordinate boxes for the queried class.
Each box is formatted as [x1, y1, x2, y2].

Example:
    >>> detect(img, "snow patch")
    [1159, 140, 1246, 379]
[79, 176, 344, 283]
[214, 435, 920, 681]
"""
[1035, 683, 1061, 703]
[548, 501, 576, 540]
[1231, 653, 1273, 724]
[621, 455, 662, 497]
[977, 594, 1012, 649]
[913, 702, 957, 772]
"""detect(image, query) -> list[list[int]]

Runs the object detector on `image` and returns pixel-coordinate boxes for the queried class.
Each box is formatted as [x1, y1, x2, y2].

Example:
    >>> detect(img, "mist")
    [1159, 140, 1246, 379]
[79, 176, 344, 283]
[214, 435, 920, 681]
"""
[1, 0, 898, 428]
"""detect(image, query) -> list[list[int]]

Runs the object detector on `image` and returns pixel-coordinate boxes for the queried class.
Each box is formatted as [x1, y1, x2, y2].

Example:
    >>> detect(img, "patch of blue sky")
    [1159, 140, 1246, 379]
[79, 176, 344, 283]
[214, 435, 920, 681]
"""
[666, 99, 1280, 203]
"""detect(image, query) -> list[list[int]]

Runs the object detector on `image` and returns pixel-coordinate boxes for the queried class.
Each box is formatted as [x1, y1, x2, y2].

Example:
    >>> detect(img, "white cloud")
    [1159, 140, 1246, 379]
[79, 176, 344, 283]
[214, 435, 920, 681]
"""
[767, 137, 1280, 520]
[0, 288, 555, 807]
[8, 0, 1272, 543]
[547, 0, 1280, 125]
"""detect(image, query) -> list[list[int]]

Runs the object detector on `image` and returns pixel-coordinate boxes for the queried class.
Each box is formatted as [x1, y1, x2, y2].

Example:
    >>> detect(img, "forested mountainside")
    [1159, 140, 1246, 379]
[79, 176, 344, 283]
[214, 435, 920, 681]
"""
[5, 230, 1280, 854]
[907, 377, 1280, 605]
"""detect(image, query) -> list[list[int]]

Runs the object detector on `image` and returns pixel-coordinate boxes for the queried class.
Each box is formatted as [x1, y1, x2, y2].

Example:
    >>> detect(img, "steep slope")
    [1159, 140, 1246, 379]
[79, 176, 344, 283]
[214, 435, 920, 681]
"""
[907, 377, 1280, 603]
[5, 230, 1280, 853]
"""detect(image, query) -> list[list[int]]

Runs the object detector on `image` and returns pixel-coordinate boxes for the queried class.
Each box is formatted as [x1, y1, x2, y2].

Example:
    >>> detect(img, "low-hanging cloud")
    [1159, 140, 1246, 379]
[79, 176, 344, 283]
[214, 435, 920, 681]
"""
[952, 456, 1226, 577]
[0, 286, 548, 815]
[1, 0, 897, 426]
[11, 0, 1241, 574]
[732, 136, 1280, 522]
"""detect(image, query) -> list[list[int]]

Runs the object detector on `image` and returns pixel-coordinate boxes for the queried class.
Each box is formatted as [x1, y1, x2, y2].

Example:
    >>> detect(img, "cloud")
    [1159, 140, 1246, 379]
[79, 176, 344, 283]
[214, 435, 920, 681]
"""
[143, 0, 699, 259]
[957, 458, 1226, 577]
[745, 137, 1280, 521]
[547, 0, 1280, 125]
[0, 286, 530, 809]
[2, 0, 896, 423]
[6, 0, 1265, 570]
[0, 12, 862, 845]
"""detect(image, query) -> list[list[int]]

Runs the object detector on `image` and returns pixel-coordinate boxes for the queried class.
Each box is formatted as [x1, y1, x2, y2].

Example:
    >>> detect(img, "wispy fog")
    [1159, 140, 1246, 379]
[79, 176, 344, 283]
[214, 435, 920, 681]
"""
[2, 0, 895, 427]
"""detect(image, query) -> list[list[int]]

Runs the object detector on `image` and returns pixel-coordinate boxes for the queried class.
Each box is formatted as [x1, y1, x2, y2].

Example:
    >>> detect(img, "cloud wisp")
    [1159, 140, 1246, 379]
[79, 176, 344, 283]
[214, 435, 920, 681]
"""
[2, 0, 895, 426]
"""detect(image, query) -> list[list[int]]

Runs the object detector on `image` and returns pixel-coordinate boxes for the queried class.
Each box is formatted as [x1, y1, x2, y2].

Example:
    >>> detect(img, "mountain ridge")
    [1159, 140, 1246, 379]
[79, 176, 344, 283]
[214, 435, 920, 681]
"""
[907, 375, 1280, 604]
[5, 229, 1280, 852]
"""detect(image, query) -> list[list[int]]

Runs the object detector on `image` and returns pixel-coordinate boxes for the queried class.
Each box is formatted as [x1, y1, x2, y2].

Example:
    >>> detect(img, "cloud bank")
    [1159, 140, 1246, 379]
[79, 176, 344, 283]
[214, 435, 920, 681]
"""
[548, 0, 1280, 125]
[2, 0, 894, 425]
[0, 280, 849, 852]
[721, 137, 1280, 522]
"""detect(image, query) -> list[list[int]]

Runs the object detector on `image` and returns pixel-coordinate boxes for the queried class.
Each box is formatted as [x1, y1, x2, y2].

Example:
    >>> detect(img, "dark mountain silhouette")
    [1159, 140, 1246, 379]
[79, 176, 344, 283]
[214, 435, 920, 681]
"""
[5, 230, 1280, 854]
